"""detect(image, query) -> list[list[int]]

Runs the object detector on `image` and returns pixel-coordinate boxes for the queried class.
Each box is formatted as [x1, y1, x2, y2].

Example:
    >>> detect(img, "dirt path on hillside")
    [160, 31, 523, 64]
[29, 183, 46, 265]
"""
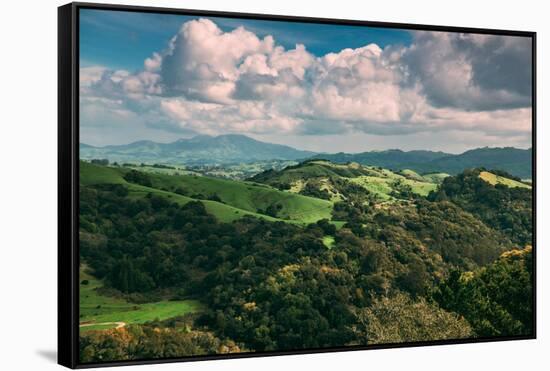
[79, 321, 126, 329]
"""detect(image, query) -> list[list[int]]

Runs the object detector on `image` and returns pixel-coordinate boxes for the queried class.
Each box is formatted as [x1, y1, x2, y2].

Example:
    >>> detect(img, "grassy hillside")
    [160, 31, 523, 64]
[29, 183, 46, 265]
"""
[479, 171, 531, 189]
[422, 172, 450, 184]
[80, 163, 126, 185]
[251, 160, 439, 203]
[350, 167, 438, 198]
[398, 169, 426, 181]
[80, 161, 332, 224]
[143, 172, 333, 223]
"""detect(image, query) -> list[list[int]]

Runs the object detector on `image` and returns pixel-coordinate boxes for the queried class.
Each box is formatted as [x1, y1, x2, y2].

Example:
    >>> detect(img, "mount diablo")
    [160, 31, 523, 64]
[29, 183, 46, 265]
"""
[80, 134, 315, 165]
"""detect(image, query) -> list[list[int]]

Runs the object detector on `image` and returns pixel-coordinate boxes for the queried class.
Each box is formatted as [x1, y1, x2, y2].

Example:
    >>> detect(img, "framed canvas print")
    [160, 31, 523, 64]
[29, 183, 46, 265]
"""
[58, 2, 536, 368]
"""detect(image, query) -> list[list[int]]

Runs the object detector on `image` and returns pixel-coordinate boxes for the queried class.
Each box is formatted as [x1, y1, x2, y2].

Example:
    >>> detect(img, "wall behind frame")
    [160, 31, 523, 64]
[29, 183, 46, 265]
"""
[0, 0, 547, 370]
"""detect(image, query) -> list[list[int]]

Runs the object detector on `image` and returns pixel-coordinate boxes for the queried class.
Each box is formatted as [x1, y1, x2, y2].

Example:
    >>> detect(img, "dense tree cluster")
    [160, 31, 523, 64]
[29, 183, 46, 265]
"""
[123, 170, 153, 187]
[434, 247, 533, 337]
[353, 293, 472, 344]
[80, 325, 243, 363]
[428, 168, 532, 245]
[90, 159, 109, 166]
[298, 181, 331, 200]
[257, 203, 283, 217]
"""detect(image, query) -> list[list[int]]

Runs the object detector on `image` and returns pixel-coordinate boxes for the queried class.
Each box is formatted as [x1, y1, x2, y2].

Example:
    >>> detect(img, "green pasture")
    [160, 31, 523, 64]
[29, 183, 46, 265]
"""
[79, 266, 202, 330]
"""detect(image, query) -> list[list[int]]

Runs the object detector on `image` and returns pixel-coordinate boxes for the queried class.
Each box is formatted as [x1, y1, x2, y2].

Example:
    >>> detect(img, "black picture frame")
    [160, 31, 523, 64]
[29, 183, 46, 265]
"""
[58, 2, 537, 369]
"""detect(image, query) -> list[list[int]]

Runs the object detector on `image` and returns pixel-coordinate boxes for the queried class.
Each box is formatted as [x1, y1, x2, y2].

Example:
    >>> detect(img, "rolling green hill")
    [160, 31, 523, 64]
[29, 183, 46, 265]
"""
[250, 160, 440, 203]
[398, 169, 426, 182]
[421, 172, 451, 184]
[80, 161, 332, 224]
[145, 172, 333, 223]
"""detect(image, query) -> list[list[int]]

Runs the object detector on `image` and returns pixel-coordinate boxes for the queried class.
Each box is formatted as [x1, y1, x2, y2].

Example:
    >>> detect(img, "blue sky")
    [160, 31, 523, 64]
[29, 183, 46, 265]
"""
[79, 9, 532, 153]
[80, 9, 412, 72]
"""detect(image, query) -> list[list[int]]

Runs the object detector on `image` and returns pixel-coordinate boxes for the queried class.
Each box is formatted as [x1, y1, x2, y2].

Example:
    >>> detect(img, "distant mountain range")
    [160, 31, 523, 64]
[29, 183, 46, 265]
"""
[80, 134, 315, 165]
[80, 134, 532, 178]
[310, 149, 450, 168]
[313, 147, 532, 179]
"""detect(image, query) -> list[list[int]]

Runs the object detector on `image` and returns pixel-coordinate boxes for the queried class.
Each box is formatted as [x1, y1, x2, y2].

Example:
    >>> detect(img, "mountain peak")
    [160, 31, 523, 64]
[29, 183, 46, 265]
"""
[80, 134, 315, 165]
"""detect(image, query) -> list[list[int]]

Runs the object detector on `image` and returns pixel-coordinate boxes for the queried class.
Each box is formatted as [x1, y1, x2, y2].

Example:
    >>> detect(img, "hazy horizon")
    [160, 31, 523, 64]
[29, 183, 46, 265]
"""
[80, 132, 532, 156]
[80, 10, 533, 154]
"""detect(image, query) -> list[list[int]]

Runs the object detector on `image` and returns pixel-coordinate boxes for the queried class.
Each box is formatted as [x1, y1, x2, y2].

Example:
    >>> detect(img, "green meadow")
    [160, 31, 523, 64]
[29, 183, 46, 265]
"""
[79, 266, 202, 331]
[350, 171, 438, 200]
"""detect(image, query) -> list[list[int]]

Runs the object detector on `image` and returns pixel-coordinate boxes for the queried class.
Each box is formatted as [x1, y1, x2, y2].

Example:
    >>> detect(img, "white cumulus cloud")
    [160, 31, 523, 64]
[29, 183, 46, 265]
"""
[80, 18, 533, 146]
